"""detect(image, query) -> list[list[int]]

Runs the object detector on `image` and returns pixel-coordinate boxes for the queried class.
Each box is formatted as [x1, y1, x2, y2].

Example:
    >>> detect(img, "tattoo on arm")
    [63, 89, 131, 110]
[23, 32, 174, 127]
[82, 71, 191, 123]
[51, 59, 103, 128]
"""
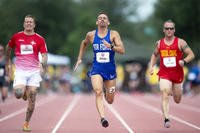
[153, 41, 159, 57]
[182, 44, 189, 51]
[153, 47, 159, 57]
[41, 54, 48, 67]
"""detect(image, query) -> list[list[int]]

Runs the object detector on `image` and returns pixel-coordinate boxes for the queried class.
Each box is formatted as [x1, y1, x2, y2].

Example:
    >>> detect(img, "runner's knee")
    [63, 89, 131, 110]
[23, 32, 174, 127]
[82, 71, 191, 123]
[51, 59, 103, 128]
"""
[162, 91, 170, 101]
[15, 88, 24, 99]
[106, 87, 115, 104]
[107, 98, 114, 104]
[174, 99, 181, 104]
[173, 95, 181, 104]
[94, 88, 103, 97]
[108, 86, 116, 94]
[161, 87, 170, 93]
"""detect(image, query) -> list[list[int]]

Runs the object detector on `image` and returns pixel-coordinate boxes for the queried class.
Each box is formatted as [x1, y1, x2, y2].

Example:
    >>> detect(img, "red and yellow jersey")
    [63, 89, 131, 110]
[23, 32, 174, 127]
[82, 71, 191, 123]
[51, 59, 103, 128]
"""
[158, 37, 184, 83]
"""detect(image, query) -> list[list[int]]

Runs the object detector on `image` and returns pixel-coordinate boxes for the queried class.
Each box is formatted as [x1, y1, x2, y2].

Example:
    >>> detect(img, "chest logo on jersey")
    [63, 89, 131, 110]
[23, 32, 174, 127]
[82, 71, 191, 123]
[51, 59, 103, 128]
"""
[93, 43, 111, 51]
[18, 39, 24, 42]
[20, 45, 33, 55]
[31, 41, 36, 45]
[160, 50, 177, 57]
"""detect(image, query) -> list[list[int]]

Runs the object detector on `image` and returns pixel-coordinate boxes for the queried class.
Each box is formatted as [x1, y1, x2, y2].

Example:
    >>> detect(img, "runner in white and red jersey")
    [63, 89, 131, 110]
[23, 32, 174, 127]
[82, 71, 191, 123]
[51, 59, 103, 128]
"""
[149, 20, 194, 128]
[8, 31, 47, 71]
[5, 14, 48, 132]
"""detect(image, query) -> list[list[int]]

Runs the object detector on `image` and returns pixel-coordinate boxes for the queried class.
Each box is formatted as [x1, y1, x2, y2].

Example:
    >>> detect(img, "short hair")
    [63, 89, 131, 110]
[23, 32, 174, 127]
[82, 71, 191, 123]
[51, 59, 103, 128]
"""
[163, 19, 175, 28]
[97, 11, 109, 19]
[24, 14, 36, 24]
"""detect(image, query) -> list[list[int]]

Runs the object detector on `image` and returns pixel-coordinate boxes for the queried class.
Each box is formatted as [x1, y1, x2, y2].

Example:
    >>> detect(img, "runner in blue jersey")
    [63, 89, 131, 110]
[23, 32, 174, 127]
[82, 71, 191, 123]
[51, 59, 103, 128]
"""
[74, 12, 125, 128]
[0, 45, 10, 103]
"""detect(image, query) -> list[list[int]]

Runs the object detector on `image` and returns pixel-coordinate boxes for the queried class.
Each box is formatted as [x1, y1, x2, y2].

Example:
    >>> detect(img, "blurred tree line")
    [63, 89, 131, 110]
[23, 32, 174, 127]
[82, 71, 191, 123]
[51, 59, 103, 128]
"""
[0, 0, 199, 63]
[0, 0, 138, 63]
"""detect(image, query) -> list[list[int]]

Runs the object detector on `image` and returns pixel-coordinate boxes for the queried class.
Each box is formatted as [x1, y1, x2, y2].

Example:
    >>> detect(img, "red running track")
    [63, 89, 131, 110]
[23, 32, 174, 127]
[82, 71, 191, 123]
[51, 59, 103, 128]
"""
[0, 92, 200, 133]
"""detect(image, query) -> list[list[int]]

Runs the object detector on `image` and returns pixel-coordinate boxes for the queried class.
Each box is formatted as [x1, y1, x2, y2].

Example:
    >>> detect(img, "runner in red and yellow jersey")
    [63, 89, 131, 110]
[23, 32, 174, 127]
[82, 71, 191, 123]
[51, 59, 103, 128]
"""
[149, 20, 194, 128]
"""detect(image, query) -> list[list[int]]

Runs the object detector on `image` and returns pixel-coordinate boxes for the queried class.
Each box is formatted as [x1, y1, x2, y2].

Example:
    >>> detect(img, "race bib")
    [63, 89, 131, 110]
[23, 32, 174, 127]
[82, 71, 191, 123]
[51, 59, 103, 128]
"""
[0, 69, 4, 76]
[20, 45, 33, 55]
[96, 52, 110, 63]
[163, 57, 176, 67]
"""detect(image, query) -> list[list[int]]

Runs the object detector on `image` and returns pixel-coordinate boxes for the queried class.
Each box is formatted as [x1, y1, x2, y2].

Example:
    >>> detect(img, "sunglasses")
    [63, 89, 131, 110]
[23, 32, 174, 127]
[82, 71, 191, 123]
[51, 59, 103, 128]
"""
[164, 27, 174, 30]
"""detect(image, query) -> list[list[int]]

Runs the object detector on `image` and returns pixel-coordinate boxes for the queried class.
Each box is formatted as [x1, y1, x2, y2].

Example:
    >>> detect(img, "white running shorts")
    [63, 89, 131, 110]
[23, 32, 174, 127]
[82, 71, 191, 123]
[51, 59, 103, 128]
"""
[13, 70, 42, 88]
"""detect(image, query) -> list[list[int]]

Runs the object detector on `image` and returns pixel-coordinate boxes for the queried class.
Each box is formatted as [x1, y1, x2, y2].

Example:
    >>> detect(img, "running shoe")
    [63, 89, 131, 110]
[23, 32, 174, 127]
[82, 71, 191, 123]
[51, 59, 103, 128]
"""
[164, 118, 171, 128]
[22, 122, 31, 132]
[101, 117, 109, 128]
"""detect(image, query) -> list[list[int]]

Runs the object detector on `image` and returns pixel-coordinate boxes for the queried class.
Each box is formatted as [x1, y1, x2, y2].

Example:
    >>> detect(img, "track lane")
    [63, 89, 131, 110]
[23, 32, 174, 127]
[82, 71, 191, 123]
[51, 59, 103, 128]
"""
[120, 93, 200, 133]
[142, 94, 200, 126]
[0, 93, 199, 133]
[0, 94, 58, 133]
[55, 93, 130, 133]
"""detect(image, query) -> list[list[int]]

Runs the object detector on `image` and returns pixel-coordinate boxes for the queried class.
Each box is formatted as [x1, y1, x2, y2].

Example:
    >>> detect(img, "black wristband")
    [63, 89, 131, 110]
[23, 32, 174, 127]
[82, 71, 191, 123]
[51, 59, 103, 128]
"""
[110, 44, 114, 49]
[183, 60, 187, 64]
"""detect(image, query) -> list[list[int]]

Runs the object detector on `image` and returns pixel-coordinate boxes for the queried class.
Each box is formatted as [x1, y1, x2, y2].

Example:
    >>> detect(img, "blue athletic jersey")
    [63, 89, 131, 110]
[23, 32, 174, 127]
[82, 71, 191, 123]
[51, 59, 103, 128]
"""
[88, 29, 116, 80]
[0, 59, 6, 87]
[0, 59, 6, 80]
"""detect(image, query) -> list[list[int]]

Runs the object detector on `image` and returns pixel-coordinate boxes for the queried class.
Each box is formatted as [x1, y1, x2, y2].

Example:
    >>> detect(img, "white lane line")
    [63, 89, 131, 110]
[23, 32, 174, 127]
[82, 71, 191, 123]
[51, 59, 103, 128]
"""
[172, 103, 200, 113]
[122, 95, 200, 130]
[144, 95, 200, 113]
[0, 95, 57, 122]
[106, 103, 134, 133]
[51, 94, 81, 133]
